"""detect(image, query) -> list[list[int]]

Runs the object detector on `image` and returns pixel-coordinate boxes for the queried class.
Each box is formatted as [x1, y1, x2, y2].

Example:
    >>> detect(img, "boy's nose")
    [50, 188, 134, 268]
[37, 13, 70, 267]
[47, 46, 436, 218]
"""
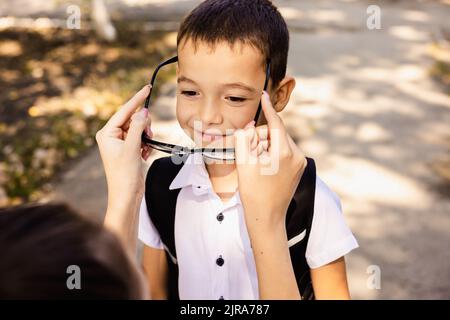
[199, 99, 222, 125]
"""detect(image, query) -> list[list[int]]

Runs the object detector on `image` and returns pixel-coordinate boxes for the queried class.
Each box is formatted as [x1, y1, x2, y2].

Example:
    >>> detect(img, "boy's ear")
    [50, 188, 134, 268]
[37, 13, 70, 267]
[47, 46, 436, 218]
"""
[270, 76, 296, 112]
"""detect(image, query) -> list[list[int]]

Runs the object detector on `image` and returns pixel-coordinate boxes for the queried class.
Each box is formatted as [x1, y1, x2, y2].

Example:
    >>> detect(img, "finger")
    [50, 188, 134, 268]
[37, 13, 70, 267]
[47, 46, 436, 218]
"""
[144, 124, 153, 138]
[124, 108, 149, 155]
[255, 124, 269, 141]
[122, 119, 131, 137]
[142, 147, 152, 161]
[141, 143, 150, 153]
[267, 124, 288, 158]
[142, 114, 153, 138]
[255, 136, 269, 155]
[141, 144, 151, 160]
[260, 139, 269, 151]
[261, 91, 286, 134]
[256, 142, 264, 156]
[125, 109, 151, 137]
[234, 129, 251, 165]
[104, 127, 123, 140]
[123, 118, 131, 129]
[107, 85, 151, 129]
[261, 91, 292, 156]
[243, 120, 257, 152]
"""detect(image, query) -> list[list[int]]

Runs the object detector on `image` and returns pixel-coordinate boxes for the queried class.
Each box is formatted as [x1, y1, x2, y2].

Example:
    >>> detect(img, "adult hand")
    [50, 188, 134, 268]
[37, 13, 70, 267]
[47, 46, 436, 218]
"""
[234, 91, 307, 233]
[96, 85, 152, 248]
[233, 91, 307, 299]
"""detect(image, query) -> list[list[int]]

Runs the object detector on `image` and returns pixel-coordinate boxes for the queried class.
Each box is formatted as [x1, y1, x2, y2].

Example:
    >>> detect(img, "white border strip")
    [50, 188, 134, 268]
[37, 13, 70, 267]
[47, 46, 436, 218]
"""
[162, 243, 178, 265]
[288, 229, 307, 248]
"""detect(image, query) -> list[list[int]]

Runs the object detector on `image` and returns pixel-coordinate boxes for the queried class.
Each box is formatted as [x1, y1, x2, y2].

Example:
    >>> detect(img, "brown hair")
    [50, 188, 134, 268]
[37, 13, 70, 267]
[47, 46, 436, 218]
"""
[177, 0, 289, 90]
[0, 203, 143, 299]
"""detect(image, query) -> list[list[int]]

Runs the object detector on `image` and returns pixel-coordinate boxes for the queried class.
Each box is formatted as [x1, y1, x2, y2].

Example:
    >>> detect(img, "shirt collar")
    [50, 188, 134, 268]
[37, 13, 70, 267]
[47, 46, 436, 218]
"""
[168, 153, 242, 206]
[169, 153, 212, 193]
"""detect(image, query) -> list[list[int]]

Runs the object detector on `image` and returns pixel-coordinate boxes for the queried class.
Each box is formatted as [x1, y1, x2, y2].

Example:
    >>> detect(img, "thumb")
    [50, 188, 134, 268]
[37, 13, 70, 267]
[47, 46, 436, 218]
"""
[124, 108, 148, 154]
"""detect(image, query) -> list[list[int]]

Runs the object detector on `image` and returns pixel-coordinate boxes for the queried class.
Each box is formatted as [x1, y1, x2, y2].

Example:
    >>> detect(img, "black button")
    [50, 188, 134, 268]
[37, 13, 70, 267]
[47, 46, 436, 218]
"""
[216, 255, 224, 267]
[219, 296, 225, 300]
[216, 212, 224, 222]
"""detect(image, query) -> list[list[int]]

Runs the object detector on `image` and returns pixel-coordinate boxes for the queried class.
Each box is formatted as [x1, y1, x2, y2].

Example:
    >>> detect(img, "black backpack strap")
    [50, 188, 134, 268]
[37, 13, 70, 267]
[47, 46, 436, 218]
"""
[144, 156, 183, 300]
[286, 157, 317, 299]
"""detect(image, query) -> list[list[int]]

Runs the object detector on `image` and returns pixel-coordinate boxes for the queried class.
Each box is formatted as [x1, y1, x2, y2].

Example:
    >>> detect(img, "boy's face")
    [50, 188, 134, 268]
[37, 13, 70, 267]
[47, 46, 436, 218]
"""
[176, 39, 268, 149]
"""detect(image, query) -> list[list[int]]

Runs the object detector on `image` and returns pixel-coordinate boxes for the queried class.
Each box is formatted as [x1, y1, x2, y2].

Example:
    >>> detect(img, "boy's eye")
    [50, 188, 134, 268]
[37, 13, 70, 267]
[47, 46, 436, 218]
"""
[227, 96, 247, 103]
[181, 90, 198, 97]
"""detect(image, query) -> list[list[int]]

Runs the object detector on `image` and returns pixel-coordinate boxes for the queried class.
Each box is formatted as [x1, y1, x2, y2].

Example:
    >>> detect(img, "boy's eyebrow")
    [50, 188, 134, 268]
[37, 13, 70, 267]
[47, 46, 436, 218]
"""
[177, 75, 257, 93]
[223, 82, 257, 93]
[177, 75, 197, 85]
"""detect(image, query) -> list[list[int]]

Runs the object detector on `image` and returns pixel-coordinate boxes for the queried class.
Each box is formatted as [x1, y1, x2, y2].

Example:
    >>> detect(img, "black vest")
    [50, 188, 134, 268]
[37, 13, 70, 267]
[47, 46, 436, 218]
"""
[144, 156, 317, 300]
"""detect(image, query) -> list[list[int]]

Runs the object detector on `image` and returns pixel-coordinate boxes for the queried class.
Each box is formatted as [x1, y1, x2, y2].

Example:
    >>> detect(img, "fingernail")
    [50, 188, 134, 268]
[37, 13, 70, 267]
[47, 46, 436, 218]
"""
[141, 108, 148, 117]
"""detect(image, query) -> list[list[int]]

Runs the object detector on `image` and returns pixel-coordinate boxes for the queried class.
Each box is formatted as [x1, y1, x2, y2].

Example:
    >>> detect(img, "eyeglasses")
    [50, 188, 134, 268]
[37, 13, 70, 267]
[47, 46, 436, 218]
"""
[141, 56, 271, 161]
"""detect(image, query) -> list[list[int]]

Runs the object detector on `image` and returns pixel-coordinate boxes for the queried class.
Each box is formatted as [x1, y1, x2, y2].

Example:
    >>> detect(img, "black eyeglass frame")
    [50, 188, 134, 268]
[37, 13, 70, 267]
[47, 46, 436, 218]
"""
[141, 56, 271, 159]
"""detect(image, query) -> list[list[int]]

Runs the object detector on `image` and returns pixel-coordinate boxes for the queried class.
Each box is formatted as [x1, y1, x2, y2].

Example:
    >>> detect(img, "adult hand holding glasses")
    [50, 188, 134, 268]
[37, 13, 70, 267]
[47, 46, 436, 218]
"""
[234, 90, 307, 227]
[96, 85, 152, 250]
[234, 90, 308, 299]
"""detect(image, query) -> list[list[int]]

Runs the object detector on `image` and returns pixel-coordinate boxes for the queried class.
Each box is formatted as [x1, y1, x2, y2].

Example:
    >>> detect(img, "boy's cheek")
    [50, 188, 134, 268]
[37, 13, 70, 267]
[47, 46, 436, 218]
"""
[176, 105, 192, 131]
[178, 123, 194, 141]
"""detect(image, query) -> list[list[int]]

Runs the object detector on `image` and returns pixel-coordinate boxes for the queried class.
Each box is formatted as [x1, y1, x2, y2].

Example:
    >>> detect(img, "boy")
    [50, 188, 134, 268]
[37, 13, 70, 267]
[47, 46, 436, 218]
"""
[138, 0, 358, 300]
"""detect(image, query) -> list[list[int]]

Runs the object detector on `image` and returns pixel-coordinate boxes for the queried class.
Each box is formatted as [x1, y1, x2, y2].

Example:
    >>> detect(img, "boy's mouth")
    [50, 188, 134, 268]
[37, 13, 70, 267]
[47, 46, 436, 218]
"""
[193, 129, 231, 143]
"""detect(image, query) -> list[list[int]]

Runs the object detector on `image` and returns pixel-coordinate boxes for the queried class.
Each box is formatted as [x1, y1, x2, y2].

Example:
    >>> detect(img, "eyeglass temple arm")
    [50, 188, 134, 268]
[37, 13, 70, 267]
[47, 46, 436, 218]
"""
[253, 59, 271, 123]
[144, 55, 179, 109]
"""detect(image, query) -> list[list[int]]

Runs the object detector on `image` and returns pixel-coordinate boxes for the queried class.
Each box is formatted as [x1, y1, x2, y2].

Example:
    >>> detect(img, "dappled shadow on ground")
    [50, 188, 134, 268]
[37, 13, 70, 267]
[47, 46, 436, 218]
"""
[0, 23, 176, 204]
[279, 2, 450, 298]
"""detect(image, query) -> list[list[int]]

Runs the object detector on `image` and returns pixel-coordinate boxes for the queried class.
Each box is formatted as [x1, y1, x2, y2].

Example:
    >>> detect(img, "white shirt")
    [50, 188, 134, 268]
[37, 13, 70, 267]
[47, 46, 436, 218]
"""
[138, 154, 359, 300]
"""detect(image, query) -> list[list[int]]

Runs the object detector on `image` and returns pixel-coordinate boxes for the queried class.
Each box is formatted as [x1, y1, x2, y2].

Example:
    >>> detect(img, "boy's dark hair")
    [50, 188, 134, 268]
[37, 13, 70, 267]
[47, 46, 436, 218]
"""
[0, 203, 143, 299]
[177, 0, 289, 90]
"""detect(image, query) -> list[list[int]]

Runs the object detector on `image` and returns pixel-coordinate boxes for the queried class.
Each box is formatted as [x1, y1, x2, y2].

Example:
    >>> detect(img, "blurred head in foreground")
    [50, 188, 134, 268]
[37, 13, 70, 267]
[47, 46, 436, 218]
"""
[0, 203, 145, 299]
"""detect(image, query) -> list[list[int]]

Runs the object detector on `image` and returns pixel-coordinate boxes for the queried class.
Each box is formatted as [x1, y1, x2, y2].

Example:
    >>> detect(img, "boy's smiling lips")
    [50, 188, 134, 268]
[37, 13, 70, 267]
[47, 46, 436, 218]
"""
[192, 128, 233, 143]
